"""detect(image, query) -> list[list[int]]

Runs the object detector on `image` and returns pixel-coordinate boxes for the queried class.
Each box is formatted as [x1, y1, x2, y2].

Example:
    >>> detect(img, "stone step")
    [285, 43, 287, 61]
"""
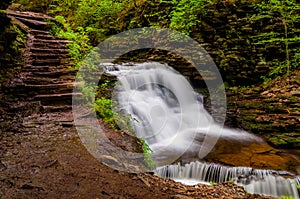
[24, 82, 79, 89]
[30, 70, 77, 77]
[9, 16, 31, 33]
[30, 29, 51, 35]
[33, 34, 61, 40]
[29, 47, 69, 54]
[32, 42, 67, 49]
[16, 82, 80, 95]
[10, 82, 81, 99]
[26, 73, 76, 80]
[29, 58, 73, 66]
[22, 65, 75, 72]
[32, 38, 72, 44]
[14, 16, 50, 30]
[33, 92, 82, 106]
[42, 105, 72, 113]
[7, 9, 54, 22]
[23, 76, 75, 85]
[30, 53, 70, 59]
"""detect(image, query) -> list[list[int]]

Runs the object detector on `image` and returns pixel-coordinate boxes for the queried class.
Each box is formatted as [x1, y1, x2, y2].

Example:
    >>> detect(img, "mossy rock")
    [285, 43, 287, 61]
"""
[266, 133, 300, 149]
[96, 73, 118, 99]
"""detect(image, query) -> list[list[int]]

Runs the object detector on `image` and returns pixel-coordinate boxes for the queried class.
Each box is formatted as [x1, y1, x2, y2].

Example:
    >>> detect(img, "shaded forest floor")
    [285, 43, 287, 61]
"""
[0, 108, 275, 199]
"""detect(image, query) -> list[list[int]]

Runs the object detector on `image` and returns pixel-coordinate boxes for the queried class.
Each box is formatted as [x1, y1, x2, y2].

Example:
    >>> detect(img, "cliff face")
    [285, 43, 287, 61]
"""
[0, 15, 15, 70]
[188, 1, 299, 86]
[0, 2, 26, 86]
[227, 71, 300, 149]
[0, 0, 11, 10]
[0, 1, 17, 71]
[120, 0, 299, 86]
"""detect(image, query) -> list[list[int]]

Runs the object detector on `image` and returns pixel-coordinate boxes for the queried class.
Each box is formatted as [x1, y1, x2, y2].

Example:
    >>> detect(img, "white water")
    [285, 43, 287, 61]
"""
[106, 62, 262, 165]
[104, 62, 299, 198]
[155, 161, 300, 199]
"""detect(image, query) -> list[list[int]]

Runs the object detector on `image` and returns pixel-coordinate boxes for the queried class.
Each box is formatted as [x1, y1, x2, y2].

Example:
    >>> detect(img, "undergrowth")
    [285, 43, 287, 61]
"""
[49, 16, 92, 69]
[93, 79, 156, 168]
[251, 0, 300, 81]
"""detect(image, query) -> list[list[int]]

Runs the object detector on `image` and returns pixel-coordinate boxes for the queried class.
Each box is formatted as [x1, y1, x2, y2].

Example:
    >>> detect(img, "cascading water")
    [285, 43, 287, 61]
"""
[155, 161, 300, 198]
[104, 62, 299, 198]
[107, 62, 262, 164]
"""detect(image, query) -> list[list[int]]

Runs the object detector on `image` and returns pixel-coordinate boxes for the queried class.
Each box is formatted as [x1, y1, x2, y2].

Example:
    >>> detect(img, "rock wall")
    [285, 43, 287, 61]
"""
[0, 1, 20, 72]
[0, 6, 27, 86]
[0, 15, 17, 70]
[192, 1, 299, 86]
[128, 1, 299, 86]
[227, 71, 300, 149]
[0, 0, 12, 10]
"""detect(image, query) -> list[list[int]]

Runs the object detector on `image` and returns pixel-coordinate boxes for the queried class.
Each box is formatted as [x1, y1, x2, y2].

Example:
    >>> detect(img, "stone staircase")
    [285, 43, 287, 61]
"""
[6, 10, 80, 113]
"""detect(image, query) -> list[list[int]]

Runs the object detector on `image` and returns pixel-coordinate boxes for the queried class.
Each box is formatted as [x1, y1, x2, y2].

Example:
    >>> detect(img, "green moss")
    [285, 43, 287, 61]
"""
[287, 96, 298, 103]
[0, 20, 26, 85]
[266, 133, 300, 148]
[10, 25, 27, 55]
[268, 136, 288, 145]
[153, 56, 164, 61]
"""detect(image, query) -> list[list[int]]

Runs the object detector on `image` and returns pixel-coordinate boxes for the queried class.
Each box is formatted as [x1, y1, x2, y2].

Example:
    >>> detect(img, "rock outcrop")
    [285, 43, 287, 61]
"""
[227, 71, 300, 149]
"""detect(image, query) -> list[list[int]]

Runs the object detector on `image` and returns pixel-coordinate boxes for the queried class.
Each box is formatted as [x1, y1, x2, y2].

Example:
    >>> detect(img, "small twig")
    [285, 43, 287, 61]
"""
[44, 160, 58, 168]
[137, 175, 151, 187]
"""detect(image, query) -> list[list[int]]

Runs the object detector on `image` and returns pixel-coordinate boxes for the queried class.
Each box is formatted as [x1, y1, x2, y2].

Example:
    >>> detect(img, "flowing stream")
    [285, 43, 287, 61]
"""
[105, 62, 299, 198]
[156, 161, 300, 198]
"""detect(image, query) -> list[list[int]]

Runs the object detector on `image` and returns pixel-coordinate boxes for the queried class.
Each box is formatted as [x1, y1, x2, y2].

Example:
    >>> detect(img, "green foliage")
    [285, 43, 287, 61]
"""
[50, 16, 92, 68]
[9, 24, 27, 60]
[94, 80, 156, 168]
[94, 95, 134, 132]
[209, 181, 217, 186]
[81, 84, 95, 103]
[12, 0, 54, 12]
[227, 177, 233, 183]
[169, 0, 212, 35]
[95, 97, 116, 126]
[14, 0, 136, 44]
[0, 23, 25, 83]
[251, 0, 300, 80]
[138, 138, 156, 168]
[280, 196, 294, 199]
[48, 0, 135, 44]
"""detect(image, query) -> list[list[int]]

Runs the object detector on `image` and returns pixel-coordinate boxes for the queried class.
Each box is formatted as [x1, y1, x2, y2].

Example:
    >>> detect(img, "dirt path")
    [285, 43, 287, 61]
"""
[0, 10, 275, 199]
[0, 110, 275, 199]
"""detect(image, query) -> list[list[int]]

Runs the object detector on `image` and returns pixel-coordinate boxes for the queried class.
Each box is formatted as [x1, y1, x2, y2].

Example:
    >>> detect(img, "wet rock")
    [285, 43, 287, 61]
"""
[205, 142, 299, 173]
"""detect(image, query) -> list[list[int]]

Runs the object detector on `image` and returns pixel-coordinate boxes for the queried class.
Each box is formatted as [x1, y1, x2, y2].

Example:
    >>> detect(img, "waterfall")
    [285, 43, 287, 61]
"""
[106, 62, 262, 164]
[104, 62, 298, 198]
[155, 161, 300, 199]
